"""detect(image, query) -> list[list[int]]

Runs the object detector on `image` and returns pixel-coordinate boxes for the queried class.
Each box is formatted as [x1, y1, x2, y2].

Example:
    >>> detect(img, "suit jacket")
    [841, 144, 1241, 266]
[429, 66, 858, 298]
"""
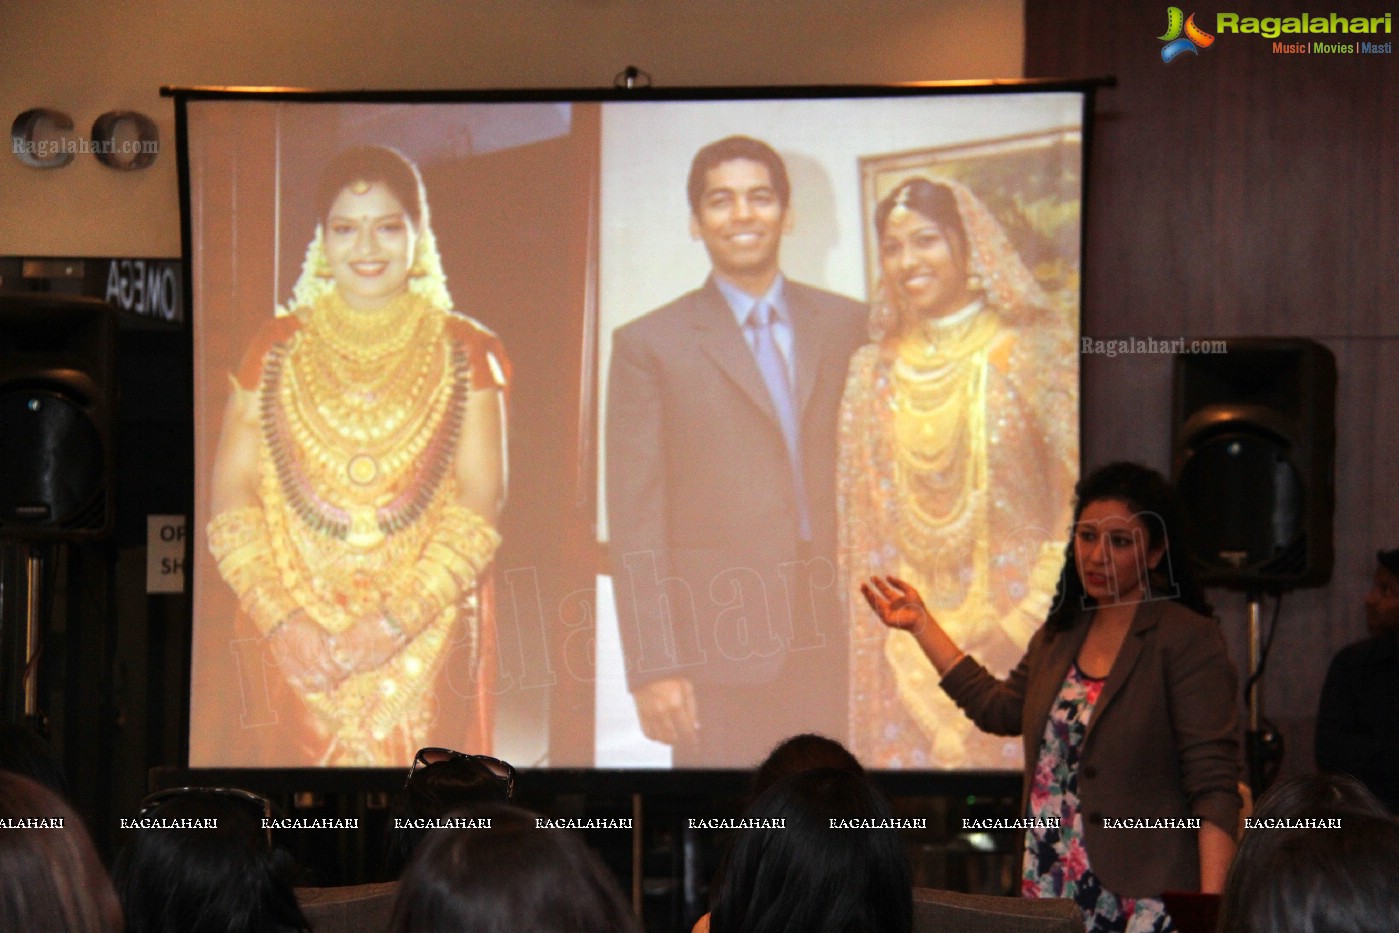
[941, 599, 1242, 897]
[606, 276, 866, 690]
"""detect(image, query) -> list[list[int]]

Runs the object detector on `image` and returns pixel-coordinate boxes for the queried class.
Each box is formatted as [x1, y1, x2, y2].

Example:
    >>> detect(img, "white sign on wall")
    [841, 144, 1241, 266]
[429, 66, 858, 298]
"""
[146, 514, 186, 594]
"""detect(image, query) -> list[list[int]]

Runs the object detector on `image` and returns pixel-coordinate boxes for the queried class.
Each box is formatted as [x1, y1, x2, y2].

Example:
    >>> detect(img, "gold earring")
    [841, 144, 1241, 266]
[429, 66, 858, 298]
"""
[408, 229, 430, 278]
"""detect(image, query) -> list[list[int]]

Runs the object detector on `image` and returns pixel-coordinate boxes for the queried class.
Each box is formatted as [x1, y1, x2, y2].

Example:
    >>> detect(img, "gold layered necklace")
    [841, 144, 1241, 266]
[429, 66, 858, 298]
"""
[259, 290, 468, 550]
[885, 303, 1004, 751]
[890, 303, 997, 612]
[297, 291, 445, 447]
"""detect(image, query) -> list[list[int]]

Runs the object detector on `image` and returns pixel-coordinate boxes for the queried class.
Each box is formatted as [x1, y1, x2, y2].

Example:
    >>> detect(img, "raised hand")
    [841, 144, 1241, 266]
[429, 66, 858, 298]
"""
[861, 576, 933, 632]
[860, 576, 966, 675]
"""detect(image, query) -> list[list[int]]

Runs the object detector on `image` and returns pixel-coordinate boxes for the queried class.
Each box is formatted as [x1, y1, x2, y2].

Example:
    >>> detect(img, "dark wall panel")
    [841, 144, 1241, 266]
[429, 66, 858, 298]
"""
[1026, 0, 1398, 779]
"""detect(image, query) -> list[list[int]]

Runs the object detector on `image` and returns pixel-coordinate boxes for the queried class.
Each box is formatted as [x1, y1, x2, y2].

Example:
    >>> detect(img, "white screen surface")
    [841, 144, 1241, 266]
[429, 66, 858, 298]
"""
[184, 89, 1083, 770]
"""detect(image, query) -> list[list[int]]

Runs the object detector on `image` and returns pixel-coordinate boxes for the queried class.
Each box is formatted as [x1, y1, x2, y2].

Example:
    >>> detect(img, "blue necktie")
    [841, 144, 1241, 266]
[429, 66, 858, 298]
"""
[747, 301, 811, 541]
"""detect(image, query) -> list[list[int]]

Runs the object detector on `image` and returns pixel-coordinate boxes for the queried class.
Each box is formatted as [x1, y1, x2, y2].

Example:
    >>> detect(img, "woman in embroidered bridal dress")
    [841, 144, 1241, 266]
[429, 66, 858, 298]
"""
[839, 176, 1076, 770]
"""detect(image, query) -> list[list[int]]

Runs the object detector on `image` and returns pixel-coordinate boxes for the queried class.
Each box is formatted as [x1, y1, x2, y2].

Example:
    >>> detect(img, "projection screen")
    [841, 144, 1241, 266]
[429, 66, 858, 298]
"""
[180, 85, 1085, 771]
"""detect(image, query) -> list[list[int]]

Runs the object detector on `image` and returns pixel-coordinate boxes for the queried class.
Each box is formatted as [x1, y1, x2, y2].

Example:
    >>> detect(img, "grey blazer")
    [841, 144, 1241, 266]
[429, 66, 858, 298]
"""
[606, 276, 866, 690]
[941, 599, 1242, 897]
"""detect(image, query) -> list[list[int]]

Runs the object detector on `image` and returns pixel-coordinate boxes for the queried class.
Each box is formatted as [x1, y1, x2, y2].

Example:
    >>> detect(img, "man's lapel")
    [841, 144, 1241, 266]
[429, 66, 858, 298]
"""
[786, 282, 822, 418]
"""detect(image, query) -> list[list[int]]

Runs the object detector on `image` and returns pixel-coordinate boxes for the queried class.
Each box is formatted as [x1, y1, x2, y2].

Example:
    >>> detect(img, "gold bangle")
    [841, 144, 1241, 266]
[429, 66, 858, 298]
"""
[208, 505, 300, 636]
[207, 505, 265, 557]
[384, 504, 499, 638]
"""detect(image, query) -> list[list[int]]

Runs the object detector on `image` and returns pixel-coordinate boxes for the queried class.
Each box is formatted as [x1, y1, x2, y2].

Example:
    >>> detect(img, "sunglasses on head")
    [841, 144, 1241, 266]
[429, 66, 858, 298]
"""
[137, 786, 275, 846]
[406, 747, 516, 799]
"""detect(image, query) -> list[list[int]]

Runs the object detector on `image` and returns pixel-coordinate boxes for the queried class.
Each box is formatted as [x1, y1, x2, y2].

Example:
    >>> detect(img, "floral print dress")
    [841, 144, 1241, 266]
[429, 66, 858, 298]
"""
[1022, 663, 1174, 933]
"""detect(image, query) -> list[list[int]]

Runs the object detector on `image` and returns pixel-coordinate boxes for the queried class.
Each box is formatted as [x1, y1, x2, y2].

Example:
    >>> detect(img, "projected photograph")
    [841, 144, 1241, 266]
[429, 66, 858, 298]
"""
[842, 131, 1081, 769]
[189, 101, 596, 768]
[595, 95, 1081, 770]
[185, 88, 1083, 772]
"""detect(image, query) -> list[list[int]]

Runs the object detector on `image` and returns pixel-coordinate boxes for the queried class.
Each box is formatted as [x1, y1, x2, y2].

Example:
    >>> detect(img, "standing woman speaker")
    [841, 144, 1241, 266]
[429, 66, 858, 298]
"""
[862, 462, 1241, 932]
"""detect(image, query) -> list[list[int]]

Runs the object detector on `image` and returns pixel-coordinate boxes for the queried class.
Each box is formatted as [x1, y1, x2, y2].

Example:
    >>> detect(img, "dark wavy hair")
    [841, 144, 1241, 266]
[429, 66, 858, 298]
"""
[1230, 811, 1399, 933]
[1045, 461, 1212, 632]
[750, 733, 864, 803]
[114, 791, 308, 933]
[687, 136, 790, 214]
[316, 145, 425, 228]
[0, 772, 123, 933]
[384, 755, 511, 876]
[388, 804, 640, 933]
[1216, 772, 1390, 933]
[709, 768, 912, 933]
[873, 177, 967, 257]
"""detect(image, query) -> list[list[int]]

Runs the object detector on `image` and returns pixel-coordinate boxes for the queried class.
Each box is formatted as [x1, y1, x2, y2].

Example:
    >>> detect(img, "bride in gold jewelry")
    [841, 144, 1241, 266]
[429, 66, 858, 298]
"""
[207, 146, 508, 766]
[839, 176, 1076, 769]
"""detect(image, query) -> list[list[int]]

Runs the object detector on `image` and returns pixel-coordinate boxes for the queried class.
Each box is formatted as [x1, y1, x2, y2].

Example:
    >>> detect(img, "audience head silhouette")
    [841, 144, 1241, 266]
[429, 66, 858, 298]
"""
[115, 787, 309, 933]
[1229, 812, 1399, 933]
[751, 732, 864, 800]
[1218, 771, 1394, 933]
[709, 767, 912, 933]
[388, 803, 640, 933]
[386, 752, 513, 875]
[0, 771, 122, 933]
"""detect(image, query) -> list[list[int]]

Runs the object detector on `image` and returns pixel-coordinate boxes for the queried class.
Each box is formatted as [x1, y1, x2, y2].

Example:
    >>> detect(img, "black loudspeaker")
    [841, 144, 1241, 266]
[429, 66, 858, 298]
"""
[1171, 339, 1336, 590]
[0, 293, 117, 540]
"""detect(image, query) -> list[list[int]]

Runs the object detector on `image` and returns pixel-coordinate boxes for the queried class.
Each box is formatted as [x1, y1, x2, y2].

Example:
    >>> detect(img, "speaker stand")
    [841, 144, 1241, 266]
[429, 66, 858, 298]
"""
[22, 547, 43, 718]
[1243, 592, 1284, 798]
[0, 541, 49, 727]
[1245, 594, 1264, 797]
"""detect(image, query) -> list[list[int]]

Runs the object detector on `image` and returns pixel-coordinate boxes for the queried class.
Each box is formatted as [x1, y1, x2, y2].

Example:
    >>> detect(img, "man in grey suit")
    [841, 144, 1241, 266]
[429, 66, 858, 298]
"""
[606, 136, 867, 766]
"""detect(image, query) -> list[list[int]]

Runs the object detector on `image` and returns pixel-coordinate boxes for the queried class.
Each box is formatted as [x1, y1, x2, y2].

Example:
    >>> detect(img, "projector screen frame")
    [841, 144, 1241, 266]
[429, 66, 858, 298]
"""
[166, 77, 1099, 782]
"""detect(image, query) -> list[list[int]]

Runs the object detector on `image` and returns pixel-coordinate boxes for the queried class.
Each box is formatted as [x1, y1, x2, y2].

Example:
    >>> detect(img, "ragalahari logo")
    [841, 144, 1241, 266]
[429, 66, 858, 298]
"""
[1160, 7, 1216, 61]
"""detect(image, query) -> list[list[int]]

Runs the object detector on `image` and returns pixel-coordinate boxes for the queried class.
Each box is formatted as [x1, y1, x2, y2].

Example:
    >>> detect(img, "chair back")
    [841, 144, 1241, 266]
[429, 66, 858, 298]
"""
[296, 882, 398, 933]
[911, 887, 1080, 933]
